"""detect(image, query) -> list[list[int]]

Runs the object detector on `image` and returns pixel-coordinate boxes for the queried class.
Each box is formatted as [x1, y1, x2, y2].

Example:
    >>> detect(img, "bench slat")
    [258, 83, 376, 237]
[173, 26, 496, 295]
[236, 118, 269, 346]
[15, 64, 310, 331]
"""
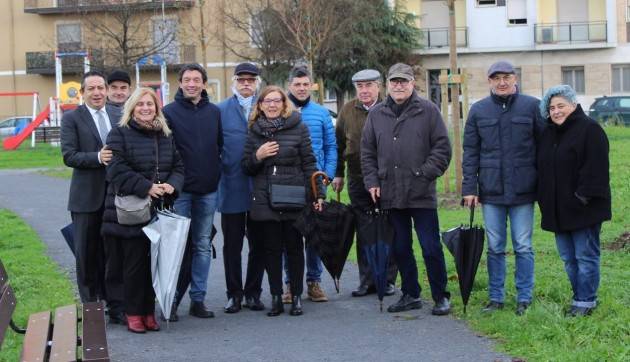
[81, 302, 109, 362]
[0, 285, 17, 347]
[49, 304, 77, 362]
[21, 310, 52, 362]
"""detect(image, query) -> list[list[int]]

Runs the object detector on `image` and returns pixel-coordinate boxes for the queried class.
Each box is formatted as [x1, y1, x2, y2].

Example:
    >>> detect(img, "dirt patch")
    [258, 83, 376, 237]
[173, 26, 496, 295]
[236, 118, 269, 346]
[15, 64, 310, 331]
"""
[604, 231, 630, 251]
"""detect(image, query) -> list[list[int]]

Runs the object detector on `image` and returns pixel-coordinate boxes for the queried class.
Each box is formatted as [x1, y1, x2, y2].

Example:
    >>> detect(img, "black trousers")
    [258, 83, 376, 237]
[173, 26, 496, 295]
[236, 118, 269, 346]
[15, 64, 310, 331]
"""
[121, 235, 155, 316]
[71, 210, 105, 303]
[261, 220, 304, 296]
[347, 177, 399, 288]
[221, 212, 265, 299]
[104, 237, 124, 315]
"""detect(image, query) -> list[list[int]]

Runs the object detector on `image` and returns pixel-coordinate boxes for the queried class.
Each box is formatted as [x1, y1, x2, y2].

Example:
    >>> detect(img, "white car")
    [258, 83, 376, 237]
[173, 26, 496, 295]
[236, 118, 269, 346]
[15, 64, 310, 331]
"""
[0, 116, 32, 138]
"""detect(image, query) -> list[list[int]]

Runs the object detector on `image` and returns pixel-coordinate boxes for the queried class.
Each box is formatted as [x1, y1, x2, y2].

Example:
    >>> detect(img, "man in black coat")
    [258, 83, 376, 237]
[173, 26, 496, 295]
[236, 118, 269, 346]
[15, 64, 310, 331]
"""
[61, 71, 120, 304]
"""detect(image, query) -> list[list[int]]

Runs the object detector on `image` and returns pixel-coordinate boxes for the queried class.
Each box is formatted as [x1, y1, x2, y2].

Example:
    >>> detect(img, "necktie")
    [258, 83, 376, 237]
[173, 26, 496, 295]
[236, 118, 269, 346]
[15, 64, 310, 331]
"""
[95, 110, 108, 144]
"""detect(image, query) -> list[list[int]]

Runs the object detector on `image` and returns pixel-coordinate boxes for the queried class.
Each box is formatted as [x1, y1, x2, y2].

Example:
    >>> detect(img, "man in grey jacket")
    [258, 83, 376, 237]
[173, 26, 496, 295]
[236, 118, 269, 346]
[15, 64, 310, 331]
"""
[361, 63, 452, 315]
[462, 60, 544, 316]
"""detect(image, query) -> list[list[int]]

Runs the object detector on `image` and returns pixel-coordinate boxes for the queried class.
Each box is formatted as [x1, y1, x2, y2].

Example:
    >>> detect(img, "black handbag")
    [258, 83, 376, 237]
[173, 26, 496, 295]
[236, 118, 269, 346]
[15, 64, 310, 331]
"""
[268, 184, 306, 211]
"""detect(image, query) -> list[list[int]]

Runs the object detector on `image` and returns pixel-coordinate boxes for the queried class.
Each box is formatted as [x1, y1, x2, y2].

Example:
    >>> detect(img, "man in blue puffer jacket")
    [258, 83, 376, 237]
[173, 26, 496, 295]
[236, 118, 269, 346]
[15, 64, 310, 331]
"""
[462, 61, 545, 316]
[282, 65, 337, 303]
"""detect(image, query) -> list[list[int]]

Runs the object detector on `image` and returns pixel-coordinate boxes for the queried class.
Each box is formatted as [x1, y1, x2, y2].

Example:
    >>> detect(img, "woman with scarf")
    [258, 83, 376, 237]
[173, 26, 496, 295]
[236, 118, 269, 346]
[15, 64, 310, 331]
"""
[537, 85, 611, 317]
[241, 85, 324, 317]
[102, 87, 185, 333]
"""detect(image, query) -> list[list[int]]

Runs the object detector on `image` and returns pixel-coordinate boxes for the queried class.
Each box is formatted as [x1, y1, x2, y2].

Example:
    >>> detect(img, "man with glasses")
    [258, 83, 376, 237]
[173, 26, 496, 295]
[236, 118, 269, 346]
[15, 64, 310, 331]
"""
[332, 69, 398, 298]
[361, 63, 452, 315]
[462, 60, 544, 316]
[217, 63, 265, 313]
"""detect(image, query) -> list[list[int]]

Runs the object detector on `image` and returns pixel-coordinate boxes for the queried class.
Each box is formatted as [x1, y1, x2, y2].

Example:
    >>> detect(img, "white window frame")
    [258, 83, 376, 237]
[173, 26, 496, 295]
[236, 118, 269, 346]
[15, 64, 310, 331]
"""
[56, 22, 82, 50]
[151, 16, 179, 64]
[506, 0, 527, 26]
[206, 79, 221, 103]
[611, 64, 630, 93]
[477, 0, 497, 7]
[561, 66, 585, 94]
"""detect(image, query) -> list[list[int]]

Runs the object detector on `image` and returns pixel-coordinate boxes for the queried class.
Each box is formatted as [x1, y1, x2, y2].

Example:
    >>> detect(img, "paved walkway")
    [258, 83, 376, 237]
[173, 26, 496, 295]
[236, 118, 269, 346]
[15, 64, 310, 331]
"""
[0, 169, 507, 362]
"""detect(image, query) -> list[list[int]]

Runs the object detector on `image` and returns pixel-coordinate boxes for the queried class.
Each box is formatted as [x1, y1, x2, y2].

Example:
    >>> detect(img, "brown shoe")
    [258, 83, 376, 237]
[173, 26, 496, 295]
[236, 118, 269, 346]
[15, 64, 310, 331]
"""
[282, 284, 292, 304]
[307, 281, 328, 302]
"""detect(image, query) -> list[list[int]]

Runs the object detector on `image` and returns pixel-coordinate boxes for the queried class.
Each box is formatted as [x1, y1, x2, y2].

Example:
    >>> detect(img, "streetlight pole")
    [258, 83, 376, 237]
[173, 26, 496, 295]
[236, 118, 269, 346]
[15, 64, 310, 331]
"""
[448, 0, 462, 195]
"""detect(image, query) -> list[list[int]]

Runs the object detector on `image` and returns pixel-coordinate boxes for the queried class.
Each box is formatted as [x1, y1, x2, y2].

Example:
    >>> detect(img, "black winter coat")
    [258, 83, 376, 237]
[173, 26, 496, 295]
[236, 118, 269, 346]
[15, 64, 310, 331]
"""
[101, 120, 185, 239]
[241, 112, 321, 222]
[537, 105, 611, 232]
[462, 91, 544, 205]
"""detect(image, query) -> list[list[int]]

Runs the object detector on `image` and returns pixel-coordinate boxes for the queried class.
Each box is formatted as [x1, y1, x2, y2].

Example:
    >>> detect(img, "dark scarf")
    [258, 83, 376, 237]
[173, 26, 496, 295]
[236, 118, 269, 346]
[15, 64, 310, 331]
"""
[257, 116, 285, 138]
[288, 93, 310, 109]
[386, 94, 412, 117]
[132, 117, 162, 132]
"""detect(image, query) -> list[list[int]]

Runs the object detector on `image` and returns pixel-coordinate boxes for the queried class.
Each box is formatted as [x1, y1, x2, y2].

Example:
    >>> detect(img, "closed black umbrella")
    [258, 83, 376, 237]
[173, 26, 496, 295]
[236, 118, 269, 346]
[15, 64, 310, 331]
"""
[294, 171, 355, 292]
[441, 206, 485, 313]
[60, 223, 75, 256]
[355, 199, 394, 312]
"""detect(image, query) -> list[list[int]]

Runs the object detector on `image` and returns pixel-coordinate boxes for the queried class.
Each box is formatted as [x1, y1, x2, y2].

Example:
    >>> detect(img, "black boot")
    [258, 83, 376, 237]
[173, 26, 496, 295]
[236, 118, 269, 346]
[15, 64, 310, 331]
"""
[267, 295, 284, 317]
[289, 295, 303, 316]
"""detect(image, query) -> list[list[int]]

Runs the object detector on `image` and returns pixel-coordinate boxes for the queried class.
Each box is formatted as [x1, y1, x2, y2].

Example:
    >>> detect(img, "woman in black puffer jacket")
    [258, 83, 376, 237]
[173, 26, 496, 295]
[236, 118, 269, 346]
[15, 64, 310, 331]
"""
[102, 87, 184, 333]
[242, 85, 323, 317]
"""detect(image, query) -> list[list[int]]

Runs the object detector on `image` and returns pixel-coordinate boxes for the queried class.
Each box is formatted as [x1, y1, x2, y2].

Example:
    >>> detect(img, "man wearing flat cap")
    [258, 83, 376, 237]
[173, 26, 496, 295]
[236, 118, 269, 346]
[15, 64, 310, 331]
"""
[332, 69, 398, 298]
[106, 69, 131, 107]
[361, 63, 452, 315]
[462, 60, 544, 316]
[217, 63, 265, 313]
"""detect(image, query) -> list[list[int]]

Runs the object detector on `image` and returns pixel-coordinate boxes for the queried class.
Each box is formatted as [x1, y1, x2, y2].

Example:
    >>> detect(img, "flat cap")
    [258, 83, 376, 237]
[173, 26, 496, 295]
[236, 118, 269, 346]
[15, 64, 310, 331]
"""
[387, 63, 414, 81]
[352, 69, 381, 83]
[487, 61, 515, 77]
[107, 69, 131, 85]
[234, 62, 260, 76]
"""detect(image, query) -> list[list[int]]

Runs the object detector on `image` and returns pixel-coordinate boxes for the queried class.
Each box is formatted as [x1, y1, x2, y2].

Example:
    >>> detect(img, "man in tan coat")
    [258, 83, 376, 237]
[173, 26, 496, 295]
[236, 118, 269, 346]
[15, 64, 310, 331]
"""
[332, 69, 397, 297]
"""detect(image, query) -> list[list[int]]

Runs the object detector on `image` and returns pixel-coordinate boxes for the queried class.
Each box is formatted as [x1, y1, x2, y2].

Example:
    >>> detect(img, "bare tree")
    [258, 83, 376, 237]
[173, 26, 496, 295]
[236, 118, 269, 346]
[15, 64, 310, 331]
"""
[76, 4, 185, 71]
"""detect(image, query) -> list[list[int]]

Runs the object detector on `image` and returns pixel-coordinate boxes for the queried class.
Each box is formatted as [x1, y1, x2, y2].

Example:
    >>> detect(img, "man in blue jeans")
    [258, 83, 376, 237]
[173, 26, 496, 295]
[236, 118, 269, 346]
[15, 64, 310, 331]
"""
[283, 65, 337, 303]
[163, 64, 223, 319]
[462, 61, 545, 316]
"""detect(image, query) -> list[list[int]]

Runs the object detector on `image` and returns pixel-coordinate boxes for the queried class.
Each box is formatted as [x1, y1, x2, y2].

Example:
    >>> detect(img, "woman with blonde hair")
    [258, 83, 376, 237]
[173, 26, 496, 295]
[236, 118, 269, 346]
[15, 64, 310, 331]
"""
[101, 87, 185, 333]
[241, 85, 324, 317]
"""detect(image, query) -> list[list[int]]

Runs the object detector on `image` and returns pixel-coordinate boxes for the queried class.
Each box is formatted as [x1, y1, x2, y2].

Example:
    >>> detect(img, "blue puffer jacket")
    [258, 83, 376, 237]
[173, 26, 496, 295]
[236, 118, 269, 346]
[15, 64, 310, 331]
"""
[295, 100, 337, 178]
[216, 95, 253, 213]
[462, 91, 544, 205]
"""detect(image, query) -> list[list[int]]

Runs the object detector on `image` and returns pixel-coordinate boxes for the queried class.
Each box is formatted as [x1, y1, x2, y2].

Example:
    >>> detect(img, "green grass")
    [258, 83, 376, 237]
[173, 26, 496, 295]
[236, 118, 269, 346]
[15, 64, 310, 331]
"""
[0, 143, 65, 169]
[0, 209, 76, 361]
[336, 126, 629, 361]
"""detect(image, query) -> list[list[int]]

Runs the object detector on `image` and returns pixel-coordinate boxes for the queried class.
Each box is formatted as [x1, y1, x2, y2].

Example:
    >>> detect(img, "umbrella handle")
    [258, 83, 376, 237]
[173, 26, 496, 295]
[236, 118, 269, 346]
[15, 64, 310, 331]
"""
[310, 171, 330, 200]
[469, 205, 475, 228]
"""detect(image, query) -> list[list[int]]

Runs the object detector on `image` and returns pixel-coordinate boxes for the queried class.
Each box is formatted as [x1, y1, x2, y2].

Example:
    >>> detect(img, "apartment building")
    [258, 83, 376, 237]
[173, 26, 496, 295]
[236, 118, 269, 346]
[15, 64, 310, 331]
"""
[404, 0, 630, 109]
[0, 0, 244, 119]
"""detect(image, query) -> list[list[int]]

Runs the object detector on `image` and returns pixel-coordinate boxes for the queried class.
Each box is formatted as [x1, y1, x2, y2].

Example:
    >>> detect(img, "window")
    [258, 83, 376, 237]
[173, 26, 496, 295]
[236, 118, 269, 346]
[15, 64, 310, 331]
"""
[612, 64, 630, 93]
[56, 23, 81, 51]
[507, 0, 527, 24]
[477, 0, 496, 5]
[514, 67, 523, 91]
[562, 66, 585, 94]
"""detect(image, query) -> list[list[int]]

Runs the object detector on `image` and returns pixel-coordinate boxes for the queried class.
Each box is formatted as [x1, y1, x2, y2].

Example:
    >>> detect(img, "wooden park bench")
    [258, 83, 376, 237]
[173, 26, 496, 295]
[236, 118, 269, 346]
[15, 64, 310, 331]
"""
[0, 259, 109, 361]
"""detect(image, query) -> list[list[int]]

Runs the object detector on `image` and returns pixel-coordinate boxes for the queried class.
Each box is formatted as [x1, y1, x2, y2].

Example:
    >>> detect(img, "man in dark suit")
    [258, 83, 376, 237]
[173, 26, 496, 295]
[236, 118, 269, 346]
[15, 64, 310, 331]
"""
[61, 71, 120, 306]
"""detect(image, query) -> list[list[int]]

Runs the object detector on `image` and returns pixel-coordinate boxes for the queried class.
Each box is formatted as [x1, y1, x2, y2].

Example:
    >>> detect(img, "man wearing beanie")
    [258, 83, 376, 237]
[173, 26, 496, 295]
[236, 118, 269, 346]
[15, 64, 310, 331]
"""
[106, 69, 131, 107]
[217, 63, 266, 313]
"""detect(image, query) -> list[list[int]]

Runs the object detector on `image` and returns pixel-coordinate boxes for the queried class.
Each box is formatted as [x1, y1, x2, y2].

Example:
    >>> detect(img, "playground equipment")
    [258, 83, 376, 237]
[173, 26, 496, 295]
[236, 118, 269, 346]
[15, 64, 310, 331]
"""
[136, 54, 169, 106]
[55, 51, 90, 102]
[0, 92, 39, 148]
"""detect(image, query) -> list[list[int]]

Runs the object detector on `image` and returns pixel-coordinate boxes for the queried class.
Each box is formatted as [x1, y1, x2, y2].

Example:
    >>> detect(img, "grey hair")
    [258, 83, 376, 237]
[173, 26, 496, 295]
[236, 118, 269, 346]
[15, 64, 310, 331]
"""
[540, 84, 578, 119]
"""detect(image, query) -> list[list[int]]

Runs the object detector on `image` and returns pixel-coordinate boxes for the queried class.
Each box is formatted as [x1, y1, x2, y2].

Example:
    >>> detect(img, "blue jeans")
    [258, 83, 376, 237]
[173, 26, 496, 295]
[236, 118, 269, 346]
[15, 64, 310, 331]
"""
[483, 203, 535, 303]
[174, 191, 217, 302]
[555, 223, 601, 308]
[283, 244, 322, 284]
[390, 208, 450, 302]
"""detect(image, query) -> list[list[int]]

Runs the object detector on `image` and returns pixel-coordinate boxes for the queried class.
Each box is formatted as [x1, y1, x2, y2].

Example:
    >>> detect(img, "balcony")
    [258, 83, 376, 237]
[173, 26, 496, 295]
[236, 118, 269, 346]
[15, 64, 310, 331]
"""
[26, 45, 196, 74]
[24, 0, 194, 14]
[534, 21, 607, 45]
[419, 27, 468, 49]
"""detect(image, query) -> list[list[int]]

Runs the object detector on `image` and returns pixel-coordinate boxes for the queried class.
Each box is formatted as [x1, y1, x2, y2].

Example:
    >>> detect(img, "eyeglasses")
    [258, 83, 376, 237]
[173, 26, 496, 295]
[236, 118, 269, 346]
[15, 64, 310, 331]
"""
[490, 74, 514, 83]
[262, 98, 283, 105]
[236, 77, 257, 84]
[389, 79, 410, 86]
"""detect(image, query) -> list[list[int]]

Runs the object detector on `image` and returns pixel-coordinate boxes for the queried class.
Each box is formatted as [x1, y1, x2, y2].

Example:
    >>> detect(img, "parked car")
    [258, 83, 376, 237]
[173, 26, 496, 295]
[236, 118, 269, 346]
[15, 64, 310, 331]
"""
[0, 116, 32, 138]
[589, 96, 630, 126]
